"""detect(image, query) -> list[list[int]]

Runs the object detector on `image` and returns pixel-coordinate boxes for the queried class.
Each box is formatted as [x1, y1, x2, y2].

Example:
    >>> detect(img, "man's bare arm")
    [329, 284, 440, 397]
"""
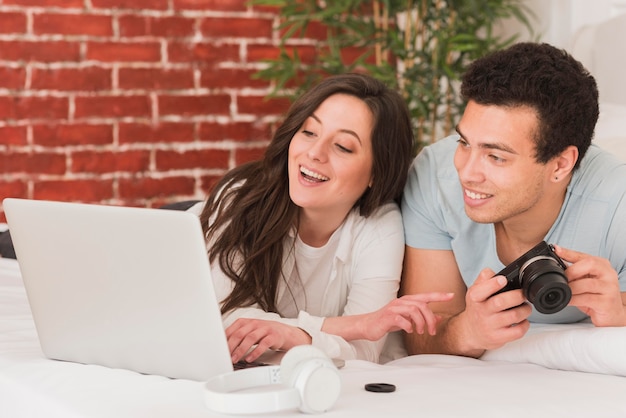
[400, 246, 476, 355]
[400, 246, 531, 358]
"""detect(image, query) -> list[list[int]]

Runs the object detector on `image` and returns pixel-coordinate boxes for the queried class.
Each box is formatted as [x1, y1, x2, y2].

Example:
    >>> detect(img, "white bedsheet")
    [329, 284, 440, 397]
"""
[2, 257, 626, 418]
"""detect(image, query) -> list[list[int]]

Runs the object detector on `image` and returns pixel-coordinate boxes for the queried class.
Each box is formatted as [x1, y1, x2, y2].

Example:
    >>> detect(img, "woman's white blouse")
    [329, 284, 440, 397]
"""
[187, 201, 405, 363]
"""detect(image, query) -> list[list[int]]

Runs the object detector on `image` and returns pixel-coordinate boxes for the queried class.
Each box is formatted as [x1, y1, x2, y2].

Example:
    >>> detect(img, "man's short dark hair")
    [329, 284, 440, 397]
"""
[461, 42, 599, 168]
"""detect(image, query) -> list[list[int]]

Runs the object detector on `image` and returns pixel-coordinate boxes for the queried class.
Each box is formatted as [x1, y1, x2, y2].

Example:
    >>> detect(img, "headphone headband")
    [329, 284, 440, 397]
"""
[204, 366, 301, 414]
[204, 346, 341, 415]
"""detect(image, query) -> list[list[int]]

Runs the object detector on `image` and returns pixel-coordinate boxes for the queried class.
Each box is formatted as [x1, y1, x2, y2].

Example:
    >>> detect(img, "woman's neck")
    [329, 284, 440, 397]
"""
[297, 208, 348, 248]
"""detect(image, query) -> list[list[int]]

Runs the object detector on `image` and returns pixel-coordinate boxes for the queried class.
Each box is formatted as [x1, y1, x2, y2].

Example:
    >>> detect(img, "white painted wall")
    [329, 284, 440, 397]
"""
[502, 0, 626, 49]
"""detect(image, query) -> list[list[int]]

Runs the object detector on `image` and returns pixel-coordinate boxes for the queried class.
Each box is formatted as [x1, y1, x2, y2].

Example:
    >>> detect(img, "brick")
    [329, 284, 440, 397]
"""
[167, 42, 239, 65]
[0, 96, 69, 121]
[86, 41, 161, 63]
[0, 67, 27, 89]
[118, 68, 194, 90]
[119, 15, 195, 38]
[75, 95, 151, 118]
[278, 20, 328, 41]
[289, 45, 320, 65]
[237, 95, 290, 116]
[200, 68, 268, 89]
[0, 151, 66, 175]
[33, 179, 114, 202]
[248, 44, 317, 64]
[3, 0, 83, 7]
[155, 148, 229, 170]
[91, 0, 169, 10]
[200, 17, 273, 38]
[199, 174, 223, 194]
[234, 146, 266, 165]
[0, 40, 80, 62]
[34, 13, 113, 36]
[71, 150, 151, 173]
[33, 124, 113, 146]
[0, 97, 10, 118]
[119, 176, 196, 199]
[173, 0, 247, 11]
[158, 94, 230, 117]
[0, 125, 28, 145]
[246, 44, 282, 62]
[198, 121, 271, 142]
[0, 12, 27, 34]
[250, 4, 280, 14]
[31, 67, 112, 91]
[119, 122, 195, 144]
[0, 180, 28, 202]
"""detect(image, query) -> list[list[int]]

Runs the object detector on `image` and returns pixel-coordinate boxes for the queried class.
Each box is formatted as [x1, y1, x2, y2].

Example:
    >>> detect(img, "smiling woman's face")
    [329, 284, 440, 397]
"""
[287, 93, 374, 220]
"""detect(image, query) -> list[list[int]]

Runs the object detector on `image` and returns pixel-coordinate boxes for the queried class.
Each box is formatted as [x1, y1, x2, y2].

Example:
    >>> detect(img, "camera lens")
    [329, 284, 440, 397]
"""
[544, 290, 560, 304]
[519, 256, 571, 314]
[532, 280, 570, 313]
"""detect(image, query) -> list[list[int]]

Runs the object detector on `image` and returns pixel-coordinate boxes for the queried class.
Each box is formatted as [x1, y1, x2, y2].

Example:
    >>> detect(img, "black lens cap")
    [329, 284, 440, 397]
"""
[364, 383, 396, 393]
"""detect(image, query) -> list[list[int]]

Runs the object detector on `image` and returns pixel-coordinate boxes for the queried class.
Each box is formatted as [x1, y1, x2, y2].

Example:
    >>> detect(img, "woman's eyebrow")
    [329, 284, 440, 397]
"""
[310, 113, 362, 144]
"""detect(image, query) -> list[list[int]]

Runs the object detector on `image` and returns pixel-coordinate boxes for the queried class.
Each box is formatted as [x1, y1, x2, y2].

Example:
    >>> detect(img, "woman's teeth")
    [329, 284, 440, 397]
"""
[301, 166, 329, 181]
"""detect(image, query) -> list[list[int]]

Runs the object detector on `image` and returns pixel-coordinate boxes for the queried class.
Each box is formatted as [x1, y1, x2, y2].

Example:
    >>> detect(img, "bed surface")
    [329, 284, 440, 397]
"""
[2, 256, 626, 417]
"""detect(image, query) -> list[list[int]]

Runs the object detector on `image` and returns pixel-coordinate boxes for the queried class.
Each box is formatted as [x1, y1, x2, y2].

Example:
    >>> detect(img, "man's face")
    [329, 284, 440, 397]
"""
[453, 100, 553, 224]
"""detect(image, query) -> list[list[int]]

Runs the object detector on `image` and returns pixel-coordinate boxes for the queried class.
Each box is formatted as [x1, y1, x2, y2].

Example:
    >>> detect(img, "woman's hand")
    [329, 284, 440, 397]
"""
[225, 318, 312, 363]
[356, 292, 454, 340]
[323, 292, 454, 342]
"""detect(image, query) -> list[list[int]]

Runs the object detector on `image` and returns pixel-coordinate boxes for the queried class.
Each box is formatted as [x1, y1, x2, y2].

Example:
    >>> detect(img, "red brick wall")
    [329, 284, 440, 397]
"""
[0, 0, 292, 223]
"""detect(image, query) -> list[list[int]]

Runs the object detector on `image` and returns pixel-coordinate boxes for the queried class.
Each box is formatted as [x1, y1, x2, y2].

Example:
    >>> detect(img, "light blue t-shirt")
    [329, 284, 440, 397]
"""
[401, 134, 626, 323]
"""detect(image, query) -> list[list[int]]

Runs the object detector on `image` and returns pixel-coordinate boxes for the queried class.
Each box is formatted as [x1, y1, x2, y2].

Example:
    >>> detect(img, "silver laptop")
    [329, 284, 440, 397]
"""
[3, 197, 235, 381]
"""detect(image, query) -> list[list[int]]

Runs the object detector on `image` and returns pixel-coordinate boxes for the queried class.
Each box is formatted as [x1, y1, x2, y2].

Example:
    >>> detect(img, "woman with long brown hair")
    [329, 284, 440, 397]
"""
[192, 73, 451, 364]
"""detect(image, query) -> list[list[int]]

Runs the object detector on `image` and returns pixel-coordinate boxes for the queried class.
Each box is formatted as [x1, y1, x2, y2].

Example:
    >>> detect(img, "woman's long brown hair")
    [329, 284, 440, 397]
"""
[199, 73, 414, 315]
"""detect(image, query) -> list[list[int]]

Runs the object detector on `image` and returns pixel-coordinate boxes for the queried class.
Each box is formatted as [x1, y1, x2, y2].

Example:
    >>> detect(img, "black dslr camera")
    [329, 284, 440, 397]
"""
[493, 241, 571, 314]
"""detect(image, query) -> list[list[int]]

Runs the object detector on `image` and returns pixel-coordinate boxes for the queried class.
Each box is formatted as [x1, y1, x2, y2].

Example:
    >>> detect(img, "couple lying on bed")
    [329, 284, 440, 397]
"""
[189, 42, 626, 365]
[4, 42, 621, 364]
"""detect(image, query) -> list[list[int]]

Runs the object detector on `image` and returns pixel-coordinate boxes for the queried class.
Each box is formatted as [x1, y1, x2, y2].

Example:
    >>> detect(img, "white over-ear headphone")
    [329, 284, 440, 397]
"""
[204, 345, 341, 414]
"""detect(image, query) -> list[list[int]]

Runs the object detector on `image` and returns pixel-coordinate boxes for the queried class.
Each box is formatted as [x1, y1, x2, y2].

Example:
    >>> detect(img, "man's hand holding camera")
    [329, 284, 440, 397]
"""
[458, 269, 532, 356]
[553, 245, 626, 327]
[455, 242, 626, 357]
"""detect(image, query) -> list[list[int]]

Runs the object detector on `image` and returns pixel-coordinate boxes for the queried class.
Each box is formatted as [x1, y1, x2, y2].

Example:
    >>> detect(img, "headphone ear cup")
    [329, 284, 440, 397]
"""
[279, 345, 327, 384]
[280, 345, 341, 414]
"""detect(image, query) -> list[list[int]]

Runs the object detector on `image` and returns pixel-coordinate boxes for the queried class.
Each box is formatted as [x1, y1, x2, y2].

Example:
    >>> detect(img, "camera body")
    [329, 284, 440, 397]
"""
[493, 241, 571, 314]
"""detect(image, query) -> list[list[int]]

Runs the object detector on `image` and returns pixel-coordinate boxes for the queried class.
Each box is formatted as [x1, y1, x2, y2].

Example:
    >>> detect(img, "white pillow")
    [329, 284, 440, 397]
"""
[481, 322, 626, 376]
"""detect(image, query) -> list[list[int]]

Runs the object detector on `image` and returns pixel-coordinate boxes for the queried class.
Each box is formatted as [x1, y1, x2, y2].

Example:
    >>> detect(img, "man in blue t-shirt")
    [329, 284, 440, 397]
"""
[401, 42, 626, 358]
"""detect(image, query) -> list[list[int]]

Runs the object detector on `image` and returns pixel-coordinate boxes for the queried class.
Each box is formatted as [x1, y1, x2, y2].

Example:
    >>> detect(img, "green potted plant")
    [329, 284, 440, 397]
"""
[252, 0, 535, 151]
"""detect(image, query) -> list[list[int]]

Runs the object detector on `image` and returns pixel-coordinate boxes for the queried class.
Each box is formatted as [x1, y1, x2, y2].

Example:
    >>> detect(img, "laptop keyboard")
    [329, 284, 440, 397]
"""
[233, 360, 269, 370]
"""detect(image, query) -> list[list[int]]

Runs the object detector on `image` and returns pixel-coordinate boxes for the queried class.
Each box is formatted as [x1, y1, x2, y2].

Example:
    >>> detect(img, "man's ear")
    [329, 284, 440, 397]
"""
[552, 145, 578, 182]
